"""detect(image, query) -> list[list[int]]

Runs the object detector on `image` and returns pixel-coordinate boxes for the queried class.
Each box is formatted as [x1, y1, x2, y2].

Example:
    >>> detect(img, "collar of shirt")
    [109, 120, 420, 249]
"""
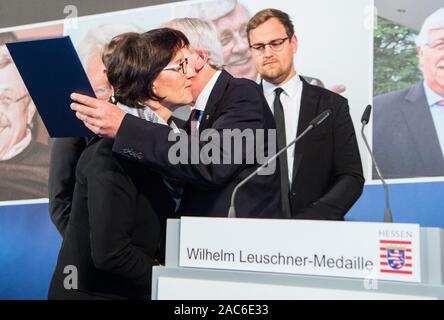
[0, 128, 32, 161]
[117, 102, 180, 133]
[262, 74, 303, 100]
[151, 111, 180, 133]
[193, 70, 222, 112]
[423, 81, 444, 107]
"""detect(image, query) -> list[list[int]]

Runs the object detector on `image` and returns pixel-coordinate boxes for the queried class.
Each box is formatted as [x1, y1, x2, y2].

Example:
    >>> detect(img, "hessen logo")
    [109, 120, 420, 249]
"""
[379, 240, 413, 275]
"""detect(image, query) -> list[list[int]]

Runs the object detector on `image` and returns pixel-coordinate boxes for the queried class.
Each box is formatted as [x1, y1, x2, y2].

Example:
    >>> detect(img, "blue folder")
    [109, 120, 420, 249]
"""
[6, 36, 95, 137]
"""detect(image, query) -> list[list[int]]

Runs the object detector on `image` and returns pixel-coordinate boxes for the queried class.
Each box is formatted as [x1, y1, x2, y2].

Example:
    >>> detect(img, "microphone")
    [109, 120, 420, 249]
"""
[360, 105, 393, 223]
[228, 109, 332, 218]
[361, 104, 372, 124]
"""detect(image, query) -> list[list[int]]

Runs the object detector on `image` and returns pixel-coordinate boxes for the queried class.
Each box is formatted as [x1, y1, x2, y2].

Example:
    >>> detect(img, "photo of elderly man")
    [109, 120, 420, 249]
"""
[0, 32, 50, 201]
[374, 8, 444, 179]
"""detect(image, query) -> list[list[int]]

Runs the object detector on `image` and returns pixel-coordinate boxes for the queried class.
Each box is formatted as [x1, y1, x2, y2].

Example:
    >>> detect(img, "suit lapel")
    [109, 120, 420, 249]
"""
[170, 115, 187, 130]
[402, 83, 444, 174]
[198, 70, 231, 133]
[291, 77, 320, 183]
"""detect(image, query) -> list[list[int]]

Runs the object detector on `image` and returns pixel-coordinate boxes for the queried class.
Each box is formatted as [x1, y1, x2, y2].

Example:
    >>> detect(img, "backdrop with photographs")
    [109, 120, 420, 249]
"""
[0, 0, 443, 299]
[0, 24, 63, 202]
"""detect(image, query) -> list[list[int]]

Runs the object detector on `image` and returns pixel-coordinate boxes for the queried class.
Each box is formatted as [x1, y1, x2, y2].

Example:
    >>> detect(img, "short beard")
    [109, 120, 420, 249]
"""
[261, 65, 293, 85]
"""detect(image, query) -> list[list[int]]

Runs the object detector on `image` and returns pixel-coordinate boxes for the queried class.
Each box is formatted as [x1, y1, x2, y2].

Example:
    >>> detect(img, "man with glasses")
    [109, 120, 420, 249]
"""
[374, 8, 444, 179]
[180, 0, 348, 94]
[247, 8, 364, 220]
[0, 39, 50, 200]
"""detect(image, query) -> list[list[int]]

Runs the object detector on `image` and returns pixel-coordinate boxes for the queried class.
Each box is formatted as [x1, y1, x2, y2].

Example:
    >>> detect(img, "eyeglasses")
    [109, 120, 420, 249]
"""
[425, 40, 444, 51]
[0, 94, 28, 108]
[163, 58, 188, 75]
[250, 37, 290, 54]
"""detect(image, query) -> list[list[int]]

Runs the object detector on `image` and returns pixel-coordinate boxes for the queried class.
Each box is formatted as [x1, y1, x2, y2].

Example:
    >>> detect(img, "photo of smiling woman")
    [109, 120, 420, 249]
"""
[48, 28, 193, 300]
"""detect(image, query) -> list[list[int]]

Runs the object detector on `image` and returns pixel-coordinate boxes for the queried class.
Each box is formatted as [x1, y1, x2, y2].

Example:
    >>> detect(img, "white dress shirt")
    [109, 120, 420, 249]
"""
[423, 81, 444, 159]
[117, 101, 180, 133]
[192, 70, 222, 130]
[262, 74, 303, 185]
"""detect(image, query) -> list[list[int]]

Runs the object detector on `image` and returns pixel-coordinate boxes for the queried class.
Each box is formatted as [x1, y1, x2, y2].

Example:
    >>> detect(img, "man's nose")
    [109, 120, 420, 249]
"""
[263, 44, 274, 58]
[231, 33, 249, 53]
[186, 67, 196, 80]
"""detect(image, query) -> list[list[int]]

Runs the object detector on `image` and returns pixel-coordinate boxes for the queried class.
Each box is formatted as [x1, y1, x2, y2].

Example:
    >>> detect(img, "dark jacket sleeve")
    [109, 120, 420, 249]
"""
[295, 100, 365, 220]
[87, 163, 152, 291]
[112, 82, 267, 188]
[48, 137, 87, 237]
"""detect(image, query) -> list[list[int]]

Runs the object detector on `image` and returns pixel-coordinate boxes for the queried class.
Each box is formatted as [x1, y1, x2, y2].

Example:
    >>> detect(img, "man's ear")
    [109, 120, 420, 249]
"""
[291, 35, 298, 54]
[194, 50, 208, 71]
[417, 46, 424, 68]
[26, 99, 37, 127]
[152, 78, 159, 96]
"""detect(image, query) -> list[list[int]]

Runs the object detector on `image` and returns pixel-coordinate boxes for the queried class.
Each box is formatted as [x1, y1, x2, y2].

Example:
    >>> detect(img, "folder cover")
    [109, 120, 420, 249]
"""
[6, 36, 95, 137]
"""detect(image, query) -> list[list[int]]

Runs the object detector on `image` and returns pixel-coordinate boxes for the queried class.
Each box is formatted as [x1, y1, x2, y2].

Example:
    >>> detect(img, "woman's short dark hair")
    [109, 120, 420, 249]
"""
[104, 28, 189, 107]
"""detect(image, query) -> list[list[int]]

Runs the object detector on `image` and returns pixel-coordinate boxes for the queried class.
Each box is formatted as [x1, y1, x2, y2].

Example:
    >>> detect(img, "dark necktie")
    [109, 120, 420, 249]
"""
[274, 88, 291, 217]
[188, 109, 202, 136]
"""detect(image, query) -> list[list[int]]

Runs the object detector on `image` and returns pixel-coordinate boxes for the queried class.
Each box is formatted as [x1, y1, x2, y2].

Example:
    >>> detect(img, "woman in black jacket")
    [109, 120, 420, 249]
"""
[48, 29, 193, 299]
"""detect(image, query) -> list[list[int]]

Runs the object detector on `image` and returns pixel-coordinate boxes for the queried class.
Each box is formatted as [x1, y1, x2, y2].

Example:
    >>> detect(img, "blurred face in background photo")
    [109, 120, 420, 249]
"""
[249, 17, 298, 85]
[214, 3, 257, 80]
[85, 49, 114, 101]
[419, 27, 444, 96]
[78, 24, 145, 102]
[0, 48, 35, 159]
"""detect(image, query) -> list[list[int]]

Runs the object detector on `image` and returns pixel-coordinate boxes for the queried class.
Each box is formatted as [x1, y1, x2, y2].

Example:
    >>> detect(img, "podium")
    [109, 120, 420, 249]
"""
[152, 218, 444, 299]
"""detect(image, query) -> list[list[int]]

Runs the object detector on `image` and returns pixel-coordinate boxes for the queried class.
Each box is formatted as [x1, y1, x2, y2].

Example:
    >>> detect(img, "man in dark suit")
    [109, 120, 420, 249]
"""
[374, 85, 444, 179]
[373, 8, 444, 179]
[247, 9, 364, 220]
[70, 22, 282, 218]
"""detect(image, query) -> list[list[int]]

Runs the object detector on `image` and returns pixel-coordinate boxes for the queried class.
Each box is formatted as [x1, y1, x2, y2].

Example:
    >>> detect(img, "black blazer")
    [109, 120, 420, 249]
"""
[287, 78, 364, 220]
[49, 137, 88, 237]
[48, 117, 187, 238]
[113, 70, 283, 218]
[373, 83, 444, 178]
[48, 137, 175, 300]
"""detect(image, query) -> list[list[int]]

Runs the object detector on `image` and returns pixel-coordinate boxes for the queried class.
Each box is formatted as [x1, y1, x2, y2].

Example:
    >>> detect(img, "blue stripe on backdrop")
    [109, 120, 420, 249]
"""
[0, 182, 442, 299]
[0, 203, 61, 300]
[347, 181, 444, 228]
